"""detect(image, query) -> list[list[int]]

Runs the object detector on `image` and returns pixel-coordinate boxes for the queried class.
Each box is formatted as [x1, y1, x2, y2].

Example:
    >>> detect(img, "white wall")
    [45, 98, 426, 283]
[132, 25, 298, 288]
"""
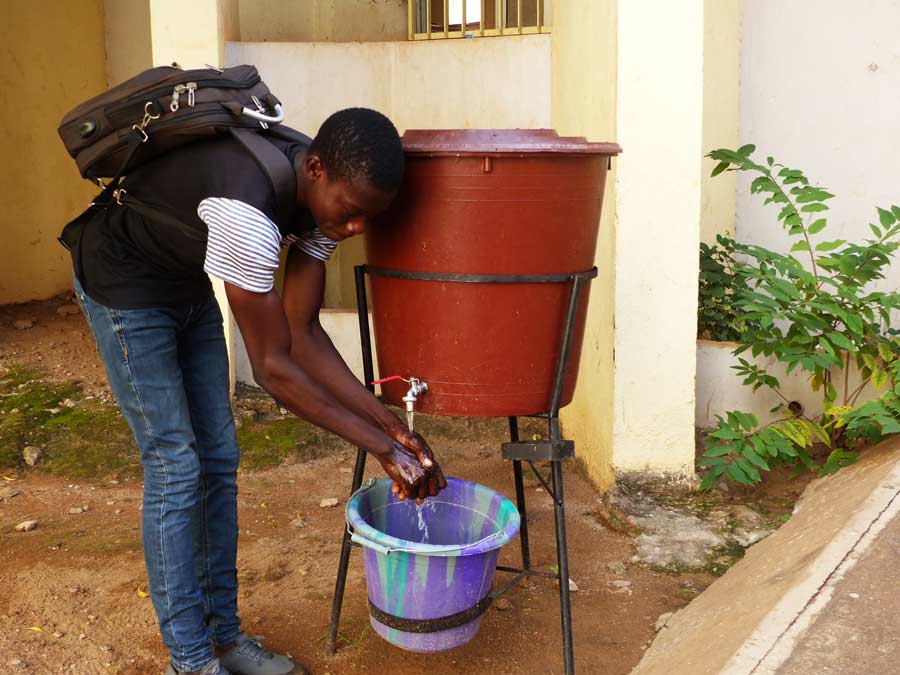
[738, 0, 900, 296]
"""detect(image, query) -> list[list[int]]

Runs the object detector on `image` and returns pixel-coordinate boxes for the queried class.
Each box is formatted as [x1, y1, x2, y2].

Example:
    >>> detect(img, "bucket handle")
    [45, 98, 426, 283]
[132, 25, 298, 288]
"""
[347, 478, 507, 556]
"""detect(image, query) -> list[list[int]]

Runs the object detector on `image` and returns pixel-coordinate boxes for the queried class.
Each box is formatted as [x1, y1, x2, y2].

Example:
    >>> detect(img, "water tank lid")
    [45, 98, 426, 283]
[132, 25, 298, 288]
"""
[401, 129, 622, 156]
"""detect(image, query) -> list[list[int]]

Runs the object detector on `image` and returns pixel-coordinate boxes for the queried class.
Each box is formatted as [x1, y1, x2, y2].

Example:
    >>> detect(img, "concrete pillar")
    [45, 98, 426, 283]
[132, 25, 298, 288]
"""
[553, 0, 740, 484]
[551, 2, 619, 489]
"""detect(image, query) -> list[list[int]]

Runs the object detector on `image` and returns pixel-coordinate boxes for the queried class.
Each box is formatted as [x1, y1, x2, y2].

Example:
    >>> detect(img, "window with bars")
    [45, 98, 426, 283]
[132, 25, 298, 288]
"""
[409, 0, 552, 40]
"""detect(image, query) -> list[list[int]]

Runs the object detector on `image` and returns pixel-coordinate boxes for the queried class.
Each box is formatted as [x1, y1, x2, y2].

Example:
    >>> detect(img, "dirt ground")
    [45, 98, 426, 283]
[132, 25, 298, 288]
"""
[0, 296, 812, 675]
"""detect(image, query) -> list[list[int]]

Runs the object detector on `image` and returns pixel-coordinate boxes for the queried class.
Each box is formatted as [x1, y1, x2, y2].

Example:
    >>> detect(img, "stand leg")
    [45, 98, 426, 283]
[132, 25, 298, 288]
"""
[509, 417, 531, 570]
[326, 447, 367, 655]
[328, 264, 376, 656]
[552, 459, 575, 675]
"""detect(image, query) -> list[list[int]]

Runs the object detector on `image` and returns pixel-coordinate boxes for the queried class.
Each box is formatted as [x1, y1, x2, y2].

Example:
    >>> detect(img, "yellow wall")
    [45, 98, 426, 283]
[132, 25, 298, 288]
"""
[700, 0, 740, 244]
[552, 2, 619, 489]
[238, 0, 408, 43]
[104, 0, 152, 86]
[0, 0, 108, 304]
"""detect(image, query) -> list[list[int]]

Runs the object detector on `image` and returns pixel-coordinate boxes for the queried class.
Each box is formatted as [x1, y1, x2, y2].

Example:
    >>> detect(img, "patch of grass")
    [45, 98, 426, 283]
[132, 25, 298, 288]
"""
[0, 366, 139, 479]
[237, 416, 321, 470]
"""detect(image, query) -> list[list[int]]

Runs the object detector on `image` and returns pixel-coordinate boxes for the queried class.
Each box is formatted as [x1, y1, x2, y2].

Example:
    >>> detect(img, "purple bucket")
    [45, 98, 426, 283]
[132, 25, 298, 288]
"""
[346, 477, 520, 652]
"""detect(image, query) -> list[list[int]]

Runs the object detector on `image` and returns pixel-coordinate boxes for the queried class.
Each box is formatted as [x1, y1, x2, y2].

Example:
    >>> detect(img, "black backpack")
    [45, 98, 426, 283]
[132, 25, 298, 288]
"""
[58, 64, 304, 245]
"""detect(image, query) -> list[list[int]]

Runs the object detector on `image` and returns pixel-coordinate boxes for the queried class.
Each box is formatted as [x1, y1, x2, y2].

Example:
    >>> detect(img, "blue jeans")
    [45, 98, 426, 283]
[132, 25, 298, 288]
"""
[74, 278, 240, 671]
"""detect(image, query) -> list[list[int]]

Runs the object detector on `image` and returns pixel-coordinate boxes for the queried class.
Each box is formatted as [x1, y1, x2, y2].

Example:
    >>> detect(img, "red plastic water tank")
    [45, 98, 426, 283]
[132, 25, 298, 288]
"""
[366, 129, 620, 417]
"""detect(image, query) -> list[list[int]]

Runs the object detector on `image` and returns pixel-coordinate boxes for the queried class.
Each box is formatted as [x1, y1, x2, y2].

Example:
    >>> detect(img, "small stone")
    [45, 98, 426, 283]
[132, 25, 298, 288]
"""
[0, 487, 22, 499]
[68, 507, 85, 515]
[99, 645, 110, 652]
[57, 304, 81, 316]
[88, 614, 97, 621]
[15, 520, 37, 532]
[297, 567, 309, 576]
[568, 578, 579, 592]
[535, 487, 545, 493]
[23, 446, 43, 466]
[106, 500, 115, 506]
[606, 561, 628, 575]
[608, 580, 632, 595]
[655, 611, 674, 631]
[52, 631, 63, 638]
[108, 479, 119, 485]
[493, 598, 513, 611]
[114, 510, 122, 515]
[290, 518, 306, 528]
[849, 592, 860, 599]
[733, 528, 773, 548]
[279, 407, 289, 416]
[61, 399, 77, 408]
[68, 586, 81, 594]
[45, 407, 62, 414]
[339, 467, 352, 474]
[14, 319, 34, 330]
[9, 659, 25, 669]
[319, 498, 340, 509]
[78, 633, 86, 640]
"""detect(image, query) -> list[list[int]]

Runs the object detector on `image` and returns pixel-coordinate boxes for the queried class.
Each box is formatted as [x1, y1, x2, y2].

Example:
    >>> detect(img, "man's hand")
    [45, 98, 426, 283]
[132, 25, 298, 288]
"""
[377, 441, 432, 501]
[388, 423, 448, 502]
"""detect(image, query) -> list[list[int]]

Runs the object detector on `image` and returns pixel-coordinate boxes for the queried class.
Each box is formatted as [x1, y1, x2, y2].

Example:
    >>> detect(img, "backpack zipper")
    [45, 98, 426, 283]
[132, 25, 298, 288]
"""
[106, 73, 261, 118]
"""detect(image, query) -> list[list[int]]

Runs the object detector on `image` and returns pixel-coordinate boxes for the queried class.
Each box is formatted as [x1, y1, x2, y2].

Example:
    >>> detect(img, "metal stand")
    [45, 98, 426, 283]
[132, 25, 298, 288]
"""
[327, 265, 596, 675]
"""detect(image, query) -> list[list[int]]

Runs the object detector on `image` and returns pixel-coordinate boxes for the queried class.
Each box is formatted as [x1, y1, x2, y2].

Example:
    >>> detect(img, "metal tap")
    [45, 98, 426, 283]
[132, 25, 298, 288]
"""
[402, 377, 428, 432]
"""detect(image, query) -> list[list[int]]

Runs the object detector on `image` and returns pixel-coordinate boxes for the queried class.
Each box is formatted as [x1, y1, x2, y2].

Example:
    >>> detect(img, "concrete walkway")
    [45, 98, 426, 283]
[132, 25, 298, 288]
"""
[631, 437, 900, 675]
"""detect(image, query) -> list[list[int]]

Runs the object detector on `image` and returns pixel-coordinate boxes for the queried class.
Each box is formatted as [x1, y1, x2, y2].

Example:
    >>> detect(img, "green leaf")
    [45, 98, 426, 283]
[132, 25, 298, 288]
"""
[737, 144, 756, 157]
[877, 207, 896, 228]
[892, 205, 900, 221]
[816, 239, 846, 252]
[736, 458, 761, 482]
[845, 313, 864, 335]
[801, 203, 830, 213]
[869, 222, 882, 238]
[808, 218, 827, 235]
[827, 331, 853, 351]
[742, 446, 770, 471]
[704, 444, 733, 457]
[709, 427, 743, 440]
[727, 463, 753, 485]
[872, 368, 889, 389]
[711, 161, 730, 177]
[700, 466, 725, 491]
[791, 241, 811, 252]
[698, 457, 727, 467]
[878, 341, 894, 363]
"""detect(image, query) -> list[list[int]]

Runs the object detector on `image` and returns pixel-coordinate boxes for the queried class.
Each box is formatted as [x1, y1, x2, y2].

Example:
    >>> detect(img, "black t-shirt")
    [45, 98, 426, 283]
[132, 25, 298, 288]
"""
[71, 134, 321, 309]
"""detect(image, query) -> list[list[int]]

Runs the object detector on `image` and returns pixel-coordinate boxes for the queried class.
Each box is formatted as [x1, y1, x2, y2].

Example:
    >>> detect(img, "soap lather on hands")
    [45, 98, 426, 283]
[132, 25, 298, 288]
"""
[385, 422, 448, 503]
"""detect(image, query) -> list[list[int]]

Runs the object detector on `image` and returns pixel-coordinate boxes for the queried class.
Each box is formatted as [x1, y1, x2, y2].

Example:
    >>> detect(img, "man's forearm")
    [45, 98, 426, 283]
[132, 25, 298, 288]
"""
[256, 351, 394, 455]
[290, 321, 400, 432]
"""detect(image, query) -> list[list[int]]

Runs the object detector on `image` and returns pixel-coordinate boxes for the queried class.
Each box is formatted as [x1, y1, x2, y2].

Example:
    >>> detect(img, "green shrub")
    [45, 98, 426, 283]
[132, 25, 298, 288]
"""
[699, 145, 900, 490]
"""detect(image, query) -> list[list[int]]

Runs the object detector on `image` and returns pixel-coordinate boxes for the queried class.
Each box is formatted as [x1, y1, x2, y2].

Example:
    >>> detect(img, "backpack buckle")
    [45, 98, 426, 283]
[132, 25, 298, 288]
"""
[113, 188, 127, 205]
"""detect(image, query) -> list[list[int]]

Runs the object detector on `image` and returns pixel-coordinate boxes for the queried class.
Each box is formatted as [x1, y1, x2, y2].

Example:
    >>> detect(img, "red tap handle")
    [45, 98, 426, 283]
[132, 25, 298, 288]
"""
[371, 375, 407, 386]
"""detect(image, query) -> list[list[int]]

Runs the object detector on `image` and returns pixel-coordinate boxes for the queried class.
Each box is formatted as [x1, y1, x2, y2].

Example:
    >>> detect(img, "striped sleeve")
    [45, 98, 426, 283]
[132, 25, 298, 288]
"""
[285, 227, 339, 262]
[198, 197, 282, 293]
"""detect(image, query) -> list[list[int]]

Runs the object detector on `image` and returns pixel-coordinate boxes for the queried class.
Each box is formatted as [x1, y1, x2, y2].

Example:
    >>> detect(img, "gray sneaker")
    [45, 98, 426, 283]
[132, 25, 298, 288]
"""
[217, 632, 300, 675]
[164, 657, 231, 675]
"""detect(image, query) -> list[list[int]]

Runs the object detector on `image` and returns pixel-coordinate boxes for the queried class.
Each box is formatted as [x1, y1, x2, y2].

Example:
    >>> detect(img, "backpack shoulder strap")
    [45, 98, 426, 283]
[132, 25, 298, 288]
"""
[229, 128, 297, 231]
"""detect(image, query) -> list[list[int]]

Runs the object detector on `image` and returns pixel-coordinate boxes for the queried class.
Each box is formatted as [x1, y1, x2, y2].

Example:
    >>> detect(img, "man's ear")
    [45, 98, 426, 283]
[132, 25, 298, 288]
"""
[305, 155, 325, 182]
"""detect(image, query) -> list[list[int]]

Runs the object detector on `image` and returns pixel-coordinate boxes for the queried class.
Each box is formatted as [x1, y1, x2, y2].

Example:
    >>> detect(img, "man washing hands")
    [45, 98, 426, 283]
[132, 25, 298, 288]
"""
[71, 108, 446, 675]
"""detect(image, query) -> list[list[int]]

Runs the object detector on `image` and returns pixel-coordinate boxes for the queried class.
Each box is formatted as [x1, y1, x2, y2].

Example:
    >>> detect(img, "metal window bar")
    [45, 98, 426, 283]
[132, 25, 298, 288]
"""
[412, 0, 550, 40]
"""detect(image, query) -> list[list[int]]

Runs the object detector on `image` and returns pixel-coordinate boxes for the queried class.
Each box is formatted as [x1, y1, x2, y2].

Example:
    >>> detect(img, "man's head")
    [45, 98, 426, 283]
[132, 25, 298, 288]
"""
[299, 108, 404, 241]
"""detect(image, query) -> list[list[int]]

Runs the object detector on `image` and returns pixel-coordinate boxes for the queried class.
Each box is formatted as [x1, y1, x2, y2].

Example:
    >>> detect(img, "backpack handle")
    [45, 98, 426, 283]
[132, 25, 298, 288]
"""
[241, 103, 285, 125]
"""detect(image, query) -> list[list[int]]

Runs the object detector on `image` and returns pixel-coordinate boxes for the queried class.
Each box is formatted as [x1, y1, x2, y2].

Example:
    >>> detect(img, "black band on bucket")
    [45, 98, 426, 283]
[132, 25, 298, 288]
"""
[368, 594, 494, 633]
